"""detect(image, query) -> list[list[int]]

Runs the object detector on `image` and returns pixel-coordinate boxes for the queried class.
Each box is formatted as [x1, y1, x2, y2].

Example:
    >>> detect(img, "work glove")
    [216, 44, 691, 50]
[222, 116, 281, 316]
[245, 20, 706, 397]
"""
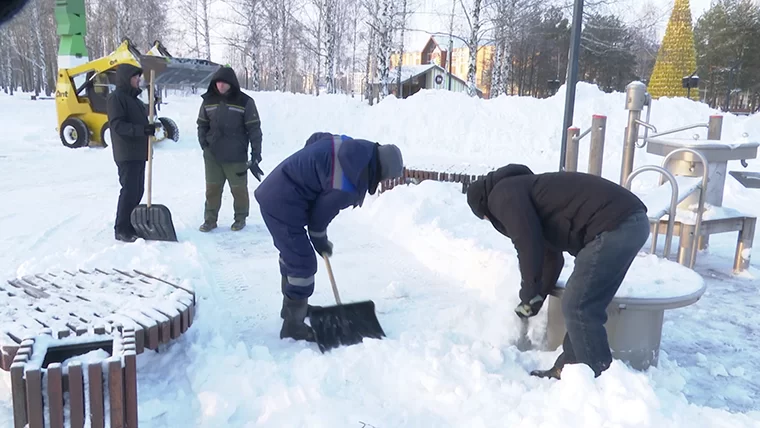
[144, 124, 157, 136]
[514, 295, 545, 319]
[237, 160, 265, 181]
[249, 161, 264, 181]
[310, 233, 333, 257]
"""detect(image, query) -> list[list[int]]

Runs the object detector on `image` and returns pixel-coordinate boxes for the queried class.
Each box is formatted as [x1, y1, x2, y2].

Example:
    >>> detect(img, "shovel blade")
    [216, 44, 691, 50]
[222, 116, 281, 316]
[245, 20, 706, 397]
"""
[729, 170, 760, 189]
[130, 204, 178, 242]
[138, 55, 221, 87]
[309, 300, 385, 353]
[516, 318, 533, 351]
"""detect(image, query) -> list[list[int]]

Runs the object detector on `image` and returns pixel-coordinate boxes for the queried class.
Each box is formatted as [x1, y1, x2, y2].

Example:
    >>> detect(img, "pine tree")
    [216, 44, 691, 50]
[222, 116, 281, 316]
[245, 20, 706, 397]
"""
[648, 0, 699, 99]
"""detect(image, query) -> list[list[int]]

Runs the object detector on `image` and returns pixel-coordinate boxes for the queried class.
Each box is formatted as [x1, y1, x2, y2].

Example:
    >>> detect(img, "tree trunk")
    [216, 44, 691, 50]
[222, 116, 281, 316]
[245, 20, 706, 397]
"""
[202, 0, 211, 60]
[377, 0, 392, 99]
[365, 14, 376, 105]
[325, 0, 336, 93]
[466, 0, 482, 97]
[395, 0, 407, 97]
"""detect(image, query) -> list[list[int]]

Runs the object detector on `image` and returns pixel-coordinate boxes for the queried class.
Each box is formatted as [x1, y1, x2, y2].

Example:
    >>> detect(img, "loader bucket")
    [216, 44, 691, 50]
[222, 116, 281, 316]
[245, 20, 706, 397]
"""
[138, 55, 221, 87]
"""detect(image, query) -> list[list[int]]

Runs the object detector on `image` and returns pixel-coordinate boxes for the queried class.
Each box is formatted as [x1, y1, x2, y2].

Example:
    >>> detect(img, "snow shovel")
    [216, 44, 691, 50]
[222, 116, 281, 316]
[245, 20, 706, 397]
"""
[310, 254, 385, 353]
[130, 69, 178, 242]
[516, 318, 532, 351]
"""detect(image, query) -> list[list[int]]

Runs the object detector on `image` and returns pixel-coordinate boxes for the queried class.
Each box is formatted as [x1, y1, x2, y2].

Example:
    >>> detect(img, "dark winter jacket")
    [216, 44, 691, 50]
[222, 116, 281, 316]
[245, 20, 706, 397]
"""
[466, 164, 647, 302]
[197, 67, 262, 163]
[254, 132, 381, 235]
[107, 64, 149, 162]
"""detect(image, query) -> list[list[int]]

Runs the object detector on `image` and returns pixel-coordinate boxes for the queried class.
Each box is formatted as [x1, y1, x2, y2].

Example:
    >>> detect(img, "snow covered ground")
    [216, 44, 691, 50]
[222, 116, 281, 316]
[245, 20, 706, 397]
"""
[1, 83, 759, 427]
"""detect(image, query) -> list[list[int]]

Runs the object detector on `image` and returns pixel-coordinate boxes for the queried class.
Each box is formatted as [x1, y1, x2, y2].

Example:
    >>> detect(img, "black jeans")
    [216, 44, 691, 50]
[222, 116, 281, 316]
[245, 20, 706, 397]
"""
[115, 160, 146, 234]
[554, 210, 650, 376]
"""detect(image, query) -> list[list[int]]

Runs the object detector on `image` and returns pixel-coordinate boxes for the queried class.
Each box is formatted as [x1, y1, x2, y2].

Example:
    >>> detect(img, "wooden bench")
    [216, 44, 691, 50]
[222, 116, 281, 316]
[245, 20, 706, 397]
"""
[10, 328, 138, 428]
[0, 268, 196, 370]
[1, 268, 197, 428]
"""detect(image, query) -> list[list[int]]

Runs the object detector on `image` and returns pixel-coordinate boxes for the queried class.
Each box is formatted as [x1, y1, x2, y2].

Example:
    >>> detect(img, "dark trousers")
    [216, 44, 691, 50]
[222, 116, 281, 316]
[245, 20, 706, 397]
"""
[554, 210, 650, 376]
[260, 209, 317, 300]
[115, 160, 146, 234]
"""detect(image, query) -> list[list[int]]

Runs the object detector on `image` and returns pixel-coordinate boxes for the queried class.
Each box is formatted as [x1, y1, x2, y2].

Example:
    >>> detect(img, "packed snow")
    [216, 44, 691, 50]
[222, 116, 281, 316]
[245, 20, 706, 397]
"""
[1, 82, 760, 426]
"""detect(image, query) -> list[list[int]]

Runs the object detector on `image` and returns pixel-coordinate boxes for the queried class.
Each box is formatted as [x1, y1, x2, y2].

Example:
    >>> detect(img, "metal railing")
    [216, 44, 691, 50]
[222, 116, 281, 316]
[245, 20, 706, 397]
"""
[625, 166, 680, 259]
[625, 148, 710, 267]
[565, 114, 607, 175]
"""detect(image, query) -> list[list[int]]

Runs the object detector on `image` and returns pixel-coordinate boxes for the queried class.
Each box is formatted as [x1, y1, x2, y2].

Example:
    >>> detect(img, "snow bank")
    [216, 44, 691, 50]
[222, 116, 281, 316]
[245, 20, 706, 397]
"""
[1, 84, 759, 426]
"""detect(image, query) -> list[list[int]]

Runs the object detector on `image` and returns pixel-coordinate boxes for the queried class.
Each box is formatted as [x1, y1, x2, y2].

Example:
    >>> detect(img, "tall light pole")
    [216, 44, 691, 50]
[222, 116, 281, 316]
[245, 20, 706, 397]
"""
[559, 0, 584, 171]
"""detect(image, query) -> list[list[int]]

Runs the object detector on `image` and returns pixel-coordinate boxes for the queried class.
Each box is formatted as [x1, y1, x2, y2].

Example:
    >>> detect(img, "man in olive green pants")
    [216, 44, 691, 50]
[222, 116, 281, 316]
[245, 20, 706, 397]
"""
[197, 66, 263, 232]
[202, 150, 249, 230]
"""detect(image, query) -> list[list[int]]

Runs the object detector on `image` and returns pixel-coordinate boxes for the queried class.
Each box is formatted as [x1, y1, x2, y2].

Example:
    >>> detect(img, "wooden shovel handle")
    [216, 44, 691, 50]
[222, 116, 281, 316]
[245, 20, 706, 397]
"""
[321, 254, 342, 305]
[146, 69, 155, 208]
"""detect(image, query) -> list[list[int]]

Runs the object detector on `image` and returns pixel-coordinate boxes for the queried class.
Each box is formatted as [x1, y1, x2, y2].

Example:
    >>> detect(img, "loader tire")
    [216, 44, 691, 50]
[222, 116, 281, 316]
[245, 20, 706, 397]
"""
[157, 117, 179, 142]
[60, 117, 90, 149]
[99, 123, 111, 148]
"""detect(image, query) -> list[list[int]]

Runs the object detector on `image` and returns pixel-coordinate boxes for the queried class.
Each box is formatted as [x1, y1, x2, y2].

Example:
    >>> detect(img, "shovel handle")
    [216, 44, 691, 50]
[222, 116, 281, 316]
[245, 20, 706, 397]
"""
[321, 254, 342, 305]
[146, 69, 155, 208]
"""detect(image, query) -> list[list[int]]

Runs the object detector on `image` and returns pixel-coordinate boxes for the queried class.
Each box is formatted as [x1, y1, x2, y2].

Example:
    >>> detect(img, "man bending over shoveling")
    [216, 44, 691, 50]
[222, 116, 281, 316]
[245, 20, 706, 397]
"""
[254, 132, 404, 342]
[466, 164, 649, 379]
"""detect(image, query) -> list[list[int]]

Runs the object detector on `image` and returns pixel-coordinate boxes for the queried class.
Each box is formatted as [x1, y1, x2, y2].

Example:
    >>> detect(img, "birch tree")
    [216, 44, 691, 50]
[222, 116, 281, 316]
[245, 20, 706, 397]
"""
[324, 0, 337, 92]
[395, 0, 407, 96]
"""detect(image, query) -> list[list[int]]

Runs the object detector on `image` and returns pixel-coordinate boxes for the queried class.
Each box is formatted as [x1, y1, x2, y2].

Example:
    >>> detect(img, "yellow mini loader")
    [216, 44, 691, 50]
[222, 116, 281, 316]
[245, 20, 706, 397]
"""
[55, 38, 220, 148]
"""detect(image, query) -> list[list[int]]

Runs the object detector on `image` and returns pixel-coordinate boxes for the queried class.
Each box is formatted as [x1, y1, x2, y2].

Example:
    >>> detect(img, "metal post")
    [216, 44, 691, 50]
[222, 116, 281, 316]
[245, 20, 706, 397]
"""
[734, 217, 756, 273]
[589, 115, 606, 176]
[708, 115, 723, 140]
[559, 0, 584, 171]
[565, 127, 580, 172]
[619, 81, 648, 186]
[725, 68, 733, 112]
[698, 114, 723, 250]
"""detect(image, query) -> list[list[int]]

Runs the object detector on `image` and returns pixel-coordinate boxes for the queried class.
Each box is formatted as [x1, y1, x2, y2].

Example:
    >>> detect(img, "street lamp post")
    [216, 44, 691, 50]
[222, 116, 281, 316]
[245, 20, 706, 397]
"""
[559, 0, 584, 171]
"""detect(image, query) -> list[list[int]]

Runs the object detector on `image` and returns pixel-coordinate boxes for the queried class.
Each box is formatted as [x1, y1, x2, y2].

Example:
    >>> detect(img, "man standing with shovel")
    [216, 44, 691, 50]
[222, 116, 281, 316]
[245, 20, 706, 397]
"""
[107, 64, 161, 243]
[254, 132, 404, 345]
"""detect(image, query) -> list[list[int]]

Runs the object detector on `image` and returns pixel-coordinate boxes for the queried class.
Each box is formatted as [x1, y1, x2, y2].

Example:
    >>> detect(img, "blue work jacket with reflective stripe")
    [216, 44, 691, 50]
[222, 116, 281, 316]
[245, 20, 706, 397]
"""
[254, 132, 379, 234]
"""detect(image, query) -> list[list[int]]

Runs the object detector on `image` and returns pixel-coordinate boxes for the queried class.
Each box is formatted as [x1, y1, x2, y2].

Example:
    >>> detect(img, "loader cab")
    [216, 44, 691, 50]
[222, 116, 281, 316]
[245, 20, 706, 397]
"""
[82, 70, 117, 114]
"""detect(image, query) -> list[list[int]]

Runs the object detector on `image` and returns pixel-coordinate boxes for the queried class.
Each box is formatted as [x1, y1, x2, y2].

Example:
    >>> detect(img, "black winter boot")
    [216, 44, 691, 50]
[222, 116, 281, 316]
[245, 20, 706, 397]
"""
[280, 296, 316, 342]
[279, 276, 321, 318]
[530, 366, 562, 380]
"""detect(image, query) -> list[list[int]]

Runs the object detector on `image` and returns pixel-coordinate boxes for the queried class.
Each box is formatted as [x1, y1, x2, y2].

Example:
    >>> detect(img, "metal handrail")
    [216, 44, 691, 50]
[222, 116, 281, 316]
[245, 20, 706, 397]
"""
[641, 122, 709, 140]
[661, 148, 710, 269]
[625, 166, 680, 259]
[573, 126, 592, 142]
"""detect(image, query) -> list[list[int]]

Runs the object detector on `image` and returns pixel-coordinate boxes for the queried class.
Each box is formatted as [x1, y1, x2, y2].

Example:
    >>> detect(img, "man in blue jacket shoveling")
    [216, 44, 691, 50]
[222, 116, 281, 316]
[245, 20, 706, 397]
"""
[254, 132, 404, 342]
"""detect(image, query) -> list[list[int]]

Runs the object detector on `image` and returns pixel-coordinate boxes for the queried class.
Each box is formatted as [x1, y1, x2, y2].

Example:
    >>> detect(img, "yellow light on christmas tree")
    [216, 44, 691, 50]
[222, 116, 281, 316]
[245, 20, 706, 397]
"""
[648, 0, 699, 100]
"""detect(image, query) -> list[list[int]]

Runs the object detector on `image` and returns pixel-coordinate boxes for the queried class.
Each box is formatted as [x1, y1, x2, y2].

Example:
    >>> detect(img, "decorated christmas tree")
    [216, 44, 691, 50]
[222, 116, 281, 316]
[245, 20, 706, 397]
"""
[648, 0, 699, 100]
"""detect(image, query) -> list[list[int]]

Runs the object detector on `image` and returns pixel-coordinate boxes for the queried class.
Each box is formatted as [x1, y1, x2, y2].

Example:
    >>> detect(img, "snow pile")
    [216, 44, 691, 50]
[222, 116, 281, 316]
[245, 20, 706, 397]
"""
[354, 180, 706, 300]
[0, 83, 759, 426]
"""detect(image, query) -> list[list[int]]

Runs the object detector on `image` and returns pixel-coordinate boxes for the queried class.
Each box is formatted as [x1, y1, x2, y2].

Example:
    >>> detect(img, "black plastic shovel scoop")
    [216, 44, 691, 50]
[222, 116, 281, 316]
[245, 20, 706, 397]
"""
[130, 69, 178, 242]
[310, 254, 385, 353]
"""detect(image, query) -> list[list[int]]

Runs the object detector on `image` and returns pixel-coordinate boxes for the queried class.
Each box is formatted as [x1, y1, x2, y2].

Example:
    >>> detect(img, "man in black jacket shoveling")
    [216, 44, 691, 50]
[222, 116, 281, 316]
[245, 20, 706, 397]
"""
[466, 164, 650, 379]
[107, 64, 161, 243]
[197, 66, 263, 232]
